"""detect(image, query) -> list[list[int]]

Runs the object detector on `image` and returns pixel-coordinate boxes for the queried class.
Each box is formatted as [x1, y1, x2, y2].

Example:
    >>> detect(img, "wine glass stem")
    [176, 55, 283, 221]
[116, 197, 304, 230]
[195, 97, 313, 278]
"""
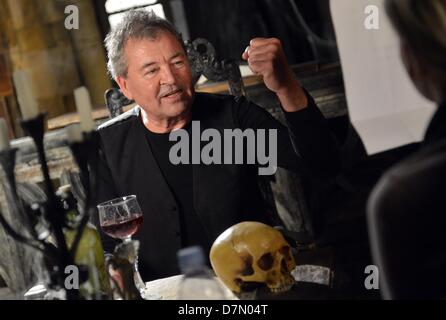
[124, 237, 145, 295]
[123, 236, 132, 243]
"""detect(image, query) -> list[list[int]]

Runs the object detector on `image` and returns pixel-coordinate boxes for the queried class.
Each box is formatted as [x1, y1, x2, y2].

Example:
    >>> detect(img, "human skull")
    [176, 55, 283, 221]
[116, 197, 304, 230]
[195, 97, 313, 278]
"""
[210, 221, 296, 294]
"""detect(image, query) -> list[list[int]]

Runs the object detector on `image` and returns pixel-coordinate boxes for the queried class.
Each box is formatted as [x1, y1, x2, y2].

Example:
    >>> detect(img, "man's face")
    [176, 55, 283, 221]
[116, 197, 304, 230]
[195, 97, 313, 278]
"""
[116, 31, 194, 122]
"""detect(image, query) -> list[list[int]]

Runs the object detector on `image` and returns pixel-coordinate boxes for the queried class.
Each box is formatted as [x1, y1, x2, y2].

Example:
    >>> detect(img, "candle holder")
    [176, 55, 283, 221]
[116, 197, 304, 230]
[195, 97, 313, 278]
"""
[0, 147, 53, 253]
[0, 113, 103, 300]
[0, 148, 18, 198]
[67, 130, 100, 262]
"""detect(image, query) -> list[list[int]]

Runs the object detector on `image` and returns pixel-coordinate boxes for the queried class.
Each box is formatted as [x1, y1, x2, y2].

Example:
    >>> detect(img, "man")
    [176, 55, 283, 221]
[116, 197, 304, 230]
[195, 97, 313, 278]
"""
[97, 10, 339, 281]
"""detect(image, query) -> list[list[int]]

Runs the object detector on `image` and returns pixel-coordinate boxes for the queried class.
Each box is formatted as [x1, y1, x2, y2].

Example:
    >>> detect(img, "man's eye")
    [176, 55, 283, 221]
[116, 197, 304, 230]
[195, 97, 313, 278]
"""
[145, 68, 159, 76]
[173, 61, 184, 67]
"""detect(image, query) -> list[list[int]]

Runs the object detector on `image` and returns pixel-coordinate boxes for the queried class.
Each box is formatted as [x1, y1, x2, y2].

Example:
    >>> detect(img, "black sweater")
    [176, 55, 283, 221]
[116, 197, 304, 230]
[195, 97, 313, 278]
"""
[96, 91, 340, 280]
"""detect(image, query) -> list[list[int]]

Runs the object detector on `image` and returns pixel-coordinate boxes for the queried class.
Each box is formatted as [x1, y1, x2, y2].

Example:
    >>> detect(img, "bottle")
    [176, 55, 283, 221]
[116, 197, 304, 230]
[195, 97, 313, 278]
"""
[58, 185, 111, 299]
[177, 246, 228, 300]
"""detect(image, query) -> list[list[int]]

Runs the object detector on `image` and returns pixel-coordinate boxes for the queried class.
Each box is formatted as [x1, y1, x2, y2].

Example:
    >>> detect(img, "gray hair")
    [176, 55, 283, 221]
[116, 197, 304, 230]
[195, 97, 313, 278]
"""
[104, 10, 184, 79]
[385, 0, 446, 69]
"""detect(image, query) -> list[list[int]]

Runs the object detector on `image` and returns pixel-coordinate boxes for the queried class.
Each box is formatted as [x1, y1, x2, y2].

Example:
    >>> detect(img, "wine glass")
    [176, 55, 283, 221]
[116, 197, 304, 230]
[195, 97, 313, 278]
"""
[97, 195, 143, 243]
[97, 195, 154, 299]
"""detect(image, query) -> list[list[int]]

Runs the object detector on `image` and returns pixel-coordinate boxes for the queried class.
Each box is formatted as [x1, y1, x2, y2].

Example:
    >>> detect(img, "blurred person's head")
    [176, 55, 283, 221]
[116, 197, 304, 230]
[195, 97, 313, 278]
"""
[104, 10, 194, 131]
[386, 0, 446, 104]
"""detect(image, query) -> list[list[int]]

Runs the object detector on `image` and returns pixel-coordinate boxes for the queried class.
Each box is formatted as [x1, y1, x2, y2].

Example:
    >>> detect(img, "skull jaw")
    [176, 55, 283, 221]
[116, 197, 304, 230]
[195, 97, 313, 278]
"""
[266, 274, 295, 294]
[235, 273, 295, 295]
[233, 279, 265, 293]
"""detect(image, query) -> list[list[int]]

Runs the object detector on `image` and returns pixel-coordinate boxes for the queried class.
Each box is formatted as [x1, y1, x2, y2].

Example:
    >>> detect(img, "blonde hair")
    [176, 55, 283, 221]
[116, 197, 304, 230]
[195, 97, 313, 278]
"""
[386, 0, 446, 70]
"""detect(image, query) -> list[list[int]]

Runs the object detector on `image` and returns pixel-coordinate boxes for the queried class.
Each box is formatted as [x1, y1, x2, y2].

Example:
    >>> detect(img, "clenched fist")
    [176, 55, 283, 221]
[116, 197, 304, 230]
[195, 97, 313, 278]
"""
[242, 38, 308, 111]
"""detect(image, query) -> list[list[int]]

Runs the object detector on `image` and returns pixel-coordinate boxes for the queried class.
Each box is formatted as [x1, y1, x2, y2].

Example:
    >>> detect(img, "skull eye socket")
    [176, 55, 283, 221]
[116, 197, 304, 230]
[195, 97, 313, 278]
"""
[279, 246, 291, 258]
[240, 254, 254, 276]
[257, 252, 274, 271]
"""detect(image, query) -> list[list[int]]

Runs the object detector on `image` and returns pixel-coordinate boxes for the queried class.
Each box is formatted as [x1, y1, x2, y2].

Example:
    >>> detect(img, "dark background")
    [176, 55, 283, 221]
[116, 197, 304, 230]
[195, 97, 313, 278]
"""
[94, 0, 339, 65]
[183, 0, 338, 64]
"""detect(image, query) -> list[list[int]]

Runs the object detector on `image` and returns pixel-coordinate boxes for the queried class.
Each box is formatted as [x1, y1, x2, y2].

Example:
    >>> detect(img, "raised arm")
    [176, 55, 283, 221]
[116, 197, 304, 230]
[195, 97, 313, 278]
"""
[238, 38, 340, 178]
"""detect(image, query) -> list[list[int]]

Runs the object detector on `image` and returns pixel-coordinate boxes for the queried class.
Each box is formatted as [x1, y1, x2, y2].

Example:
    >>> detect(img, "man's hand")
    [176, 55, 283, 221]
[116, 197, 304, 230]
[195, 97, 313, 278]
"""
[242, 38, 308, 112]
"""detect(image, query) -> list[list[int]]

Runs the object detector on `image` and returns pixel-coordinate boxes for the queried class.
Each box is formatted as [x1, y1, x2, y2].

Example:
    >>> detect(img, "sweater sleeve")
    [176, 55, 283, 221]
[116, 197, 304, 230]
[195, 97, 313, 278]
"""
[233, 89, 340, 178]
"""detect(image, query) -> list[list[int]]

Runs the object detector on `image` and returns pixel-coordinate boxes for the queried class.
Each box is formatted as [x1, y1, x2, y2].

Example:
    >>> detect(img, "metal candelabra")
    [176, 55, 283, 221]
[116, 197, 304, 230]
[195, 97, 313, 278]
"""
[0, 113, 100, 300]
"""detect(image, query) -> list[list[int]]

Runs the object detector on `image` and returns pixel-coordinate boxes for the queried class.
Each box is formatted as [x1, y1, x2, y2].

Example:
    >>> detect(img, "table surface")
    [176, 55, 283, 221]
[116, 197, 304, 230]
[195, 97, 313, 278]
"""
[144, 273, 332, 300]
[145, 275, 240, 300]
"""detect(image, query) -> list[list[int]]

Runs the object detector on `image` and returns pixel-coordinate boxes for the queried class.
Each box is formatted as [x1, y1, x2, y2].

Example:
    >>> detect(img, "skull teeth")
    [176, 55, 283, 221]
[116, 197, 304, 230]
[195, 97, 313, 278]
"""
[268, 277, 294, 293]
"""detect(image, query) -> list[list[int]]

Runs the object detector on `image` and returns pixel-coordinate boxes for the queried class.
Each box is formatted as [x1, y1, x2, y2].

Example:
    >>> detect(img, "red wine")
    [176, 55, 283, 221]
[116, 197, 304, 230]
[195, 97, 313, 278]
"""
[101, 215, 143, 239]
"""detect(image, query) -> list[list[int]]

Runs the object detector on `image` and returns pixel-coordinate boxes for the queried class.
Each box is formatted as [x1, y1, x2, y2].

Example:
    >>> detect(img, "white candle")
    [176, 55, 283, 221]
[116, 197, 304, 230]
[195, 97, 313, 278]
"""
[65, 123, 83, 143]
[74, 86, 95, 132]
[12, 70, 39, 120]
[0, 118, 10, 151]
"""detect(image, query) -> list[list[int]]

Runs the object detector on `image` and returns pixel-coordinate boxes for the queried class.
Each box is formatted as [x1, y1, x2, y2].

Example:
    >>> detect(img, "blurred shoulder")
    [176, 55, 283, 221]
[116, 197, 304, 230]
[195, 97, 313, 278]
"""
[369, 140, 446, 218]
[98, 106, 140, 131]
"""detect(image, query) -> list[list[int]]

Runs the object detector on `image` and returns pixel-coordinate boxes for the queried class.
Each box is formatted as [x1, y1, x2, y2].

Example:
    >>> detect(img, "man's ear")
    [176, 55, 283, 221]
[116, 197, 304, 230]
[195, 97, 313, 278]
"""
[115, 76, 133, 100]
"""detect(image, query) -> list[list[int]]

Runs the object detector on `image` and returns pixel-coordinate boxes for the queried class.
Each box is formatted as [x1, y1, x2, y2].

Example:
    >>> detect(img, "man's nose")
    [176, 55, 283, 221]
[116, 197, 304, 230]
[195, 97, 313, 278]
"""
[160, 65, 176, 85]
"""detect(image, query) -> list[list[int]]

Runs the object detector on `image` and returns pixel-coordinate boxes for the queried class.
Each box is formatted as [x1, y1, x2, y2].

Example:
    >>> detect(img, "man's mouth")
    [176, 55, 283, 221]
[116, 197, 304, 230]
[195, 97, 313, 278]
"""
[161, 89, 182, 99]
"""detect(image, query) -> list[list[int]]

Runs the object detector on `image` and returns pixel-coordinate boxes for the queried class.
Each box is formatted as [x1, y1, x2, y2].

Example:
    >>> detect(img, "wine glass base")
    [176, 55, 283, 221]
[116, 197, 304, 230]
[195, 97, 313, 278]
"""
[134, 271, 162, 300]
[143, 292, 163, 300]
[137, 282, 162, 300]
